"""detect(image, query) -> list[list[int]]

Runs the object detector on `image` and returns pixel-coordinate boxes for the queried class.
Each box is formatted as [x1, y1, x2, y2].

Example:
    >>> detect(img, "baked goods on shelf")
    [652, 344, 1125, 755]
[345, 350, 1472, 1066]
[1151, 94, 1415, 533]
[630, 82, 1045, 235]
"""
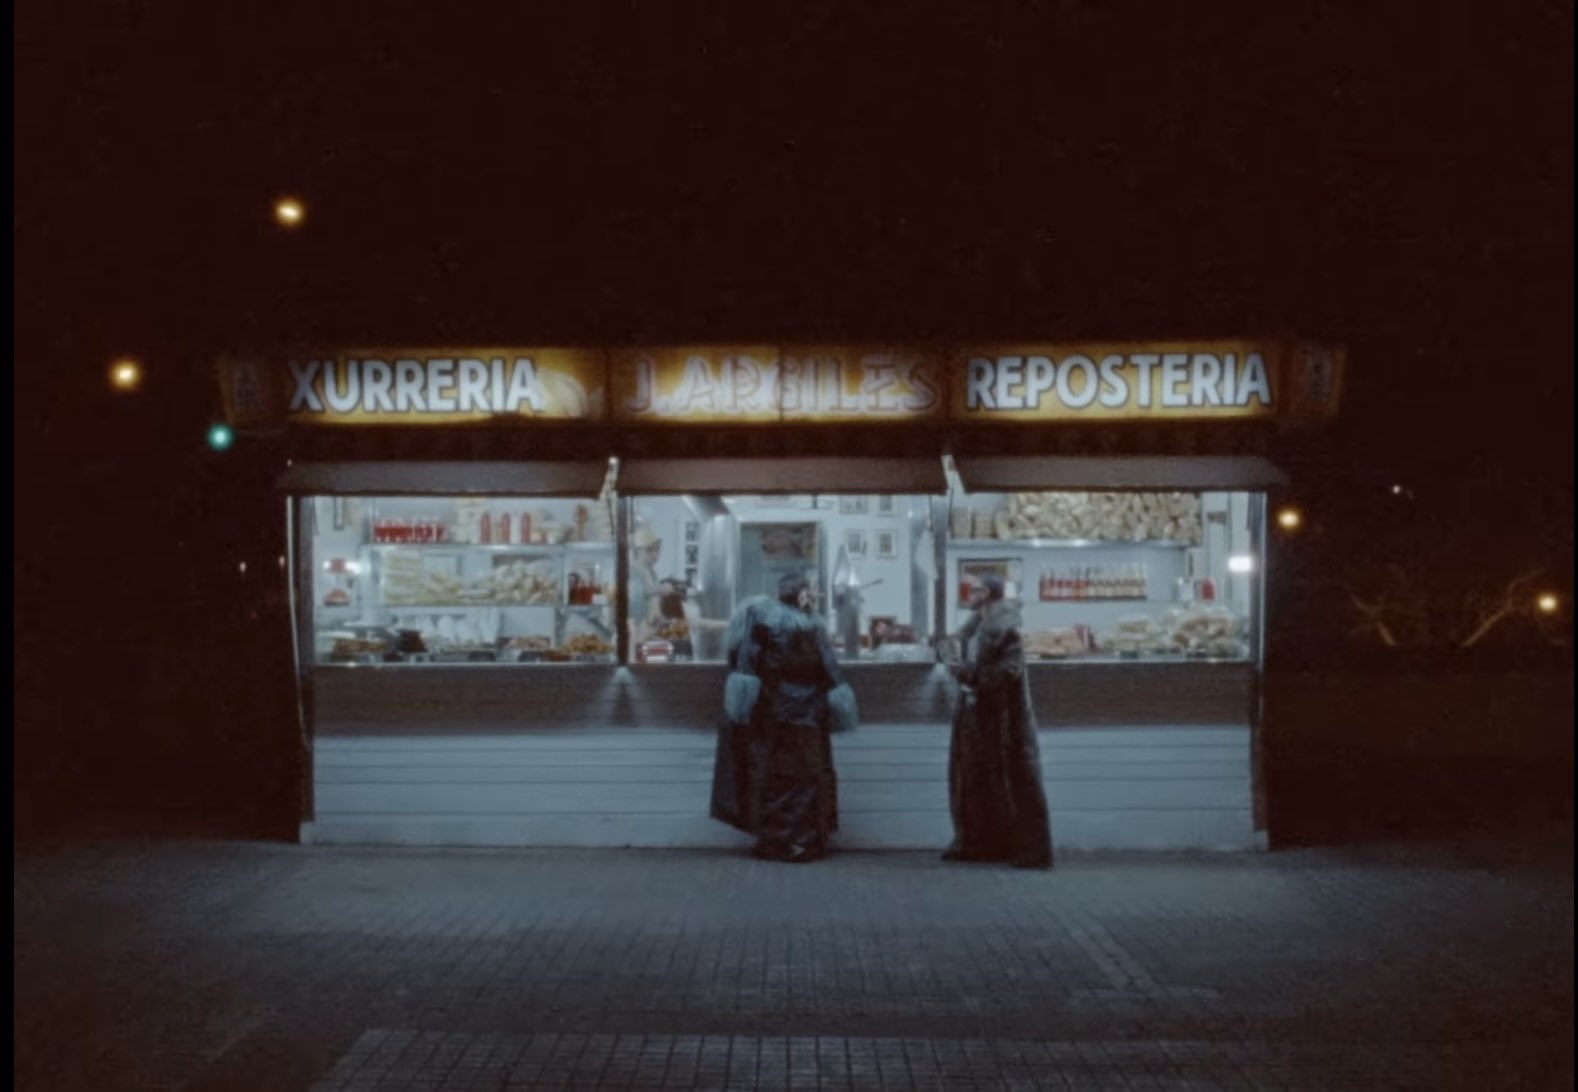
[1162, 605, 1245, 657]
[330, 636, 391, 660]
[490, 559, 558, 604]
[380, 549, 464, 605]
[955, 491, 1205, 544]
[654, 619, 691, 641]
[1105, 614, 1170, 655]
[1025, 628, 1087, 657]
[1100, 606, 1246, 658]
[502, 635, 553, 652]
[563, 634, 615, 656]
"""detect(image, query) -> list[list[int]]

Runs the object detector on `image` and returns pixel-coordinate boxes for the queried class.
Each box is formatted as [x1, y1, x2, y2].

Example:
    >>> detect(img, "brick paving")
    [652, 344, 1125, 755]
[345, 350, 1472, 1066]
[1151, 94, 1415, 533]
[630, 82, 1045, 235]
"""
[13, 838, 1573, 1090]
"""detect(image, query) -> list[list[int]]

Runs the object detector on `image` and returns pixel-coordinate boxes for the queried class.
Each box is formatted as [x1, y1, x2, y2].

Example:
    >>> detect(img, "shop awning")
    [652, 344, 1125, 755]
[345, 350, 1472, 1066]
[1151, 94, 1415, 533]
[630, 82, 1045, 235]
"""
[616, 456, 949, 495]
[953, 455, 1288, 492]
[275, 460, 613, 497]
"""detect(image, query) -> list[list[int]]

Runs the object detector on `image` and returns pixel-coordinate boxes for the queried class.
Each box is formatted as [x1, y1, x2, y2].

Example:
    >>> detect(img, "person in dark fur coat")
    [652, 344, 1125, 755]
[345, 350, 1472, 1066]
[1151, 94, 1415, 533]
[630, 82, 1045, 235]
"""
[708, 593, 773, 835]
[943, 574, 1054, 869]
[713, 573, 857, 862]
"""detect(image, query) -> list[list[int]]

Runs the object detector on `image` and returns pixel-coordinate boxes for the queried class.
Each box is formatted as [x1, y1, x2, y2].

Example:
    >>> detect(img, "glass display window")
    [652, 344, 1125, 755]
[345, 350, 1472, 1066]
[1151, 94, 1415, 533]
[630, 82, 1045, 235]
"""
[306, 493, 618, 665]
[943, 483, 1264, 663]
[627, 493, 940, 664]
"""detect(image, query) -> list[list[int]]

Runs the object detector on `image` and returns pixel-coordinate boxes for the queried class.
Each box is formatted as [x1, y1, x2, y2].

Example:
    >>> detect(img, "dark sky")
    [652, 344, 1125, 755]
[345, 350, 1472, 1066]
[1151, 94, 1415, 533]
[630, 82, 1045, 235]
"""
[15, 2, 1574, 523]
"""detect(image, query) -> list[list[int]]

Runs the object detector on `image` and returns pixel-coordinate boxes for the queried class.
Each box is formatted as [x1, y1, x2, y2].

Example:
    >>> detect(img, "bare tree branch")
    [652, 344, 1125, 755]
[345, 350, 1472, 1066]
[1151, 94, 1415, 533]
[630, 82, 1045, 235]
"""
[1348, 594, 1399, 646]
[1459, 569, 1546, 648]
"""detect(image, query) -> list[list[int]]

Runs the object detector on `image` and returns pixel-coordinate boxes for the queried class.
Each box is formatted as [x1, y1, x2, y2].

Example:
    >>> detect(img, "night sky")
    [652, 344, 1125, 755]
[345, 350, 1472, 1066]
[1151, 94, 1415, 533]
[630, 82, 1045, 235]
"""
[15, 2, 1574, 623]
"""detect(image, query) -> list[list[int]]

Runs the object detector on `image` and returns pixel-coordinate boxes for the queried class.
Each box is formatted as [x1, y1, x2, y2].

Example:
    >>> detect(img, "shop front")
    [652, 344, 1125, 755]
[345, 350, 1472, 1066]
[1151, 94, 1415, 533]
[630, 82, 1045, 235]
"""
[219, 341, 1342, 850]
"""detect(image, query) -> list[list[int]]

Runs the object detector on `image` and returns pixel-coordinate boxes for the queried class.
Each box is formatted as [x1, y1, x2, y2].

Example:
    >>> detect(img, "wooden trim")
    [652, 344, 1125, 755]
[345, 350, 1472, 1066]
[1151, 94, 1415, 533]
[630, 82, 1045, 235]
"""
[277, 459, 610, 496]
[954, 455, 1288, 491]
[617, 456, 948, 495]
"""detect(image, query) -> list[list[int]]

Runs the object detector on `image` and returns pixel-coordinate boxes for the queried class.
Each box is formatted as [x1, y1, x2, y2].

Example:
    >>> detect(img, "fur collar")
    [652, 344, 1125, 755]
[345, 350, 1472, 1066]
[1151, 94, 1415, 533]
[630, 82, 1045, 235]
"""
[757, 599, 825, 637]
[727, 596, 822, 663]
[726, 595, 774, 663]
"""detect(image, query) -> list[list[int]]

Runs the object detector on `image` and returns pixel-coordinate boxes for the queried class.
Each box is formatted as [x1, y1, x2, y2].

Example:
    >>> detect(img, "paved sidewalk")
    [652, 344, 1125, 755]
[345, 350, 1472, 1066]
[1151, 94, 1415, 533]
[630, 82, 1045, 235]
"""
[13, 838, 1573, 1091]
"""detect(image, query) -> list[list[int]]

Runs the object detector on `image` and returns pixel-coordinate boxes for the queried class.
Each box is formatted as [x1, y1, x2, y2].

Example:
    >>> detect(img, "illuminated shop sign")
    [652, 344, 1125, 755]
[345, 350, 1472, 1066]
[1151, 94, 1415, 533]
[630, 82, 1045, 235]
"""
[220, 349, 604, 427]
[610, 347, 946, 424]
[218, 341, 1342, 429]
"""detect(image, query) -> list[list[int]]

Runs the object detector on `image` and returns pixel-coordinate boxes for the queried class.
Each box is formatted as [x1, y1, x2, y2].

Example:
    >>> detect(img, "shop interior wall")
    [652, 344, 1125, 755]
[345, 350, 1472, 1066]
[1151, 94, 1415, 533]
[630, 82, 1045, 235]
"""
[632, 494, 922, 634]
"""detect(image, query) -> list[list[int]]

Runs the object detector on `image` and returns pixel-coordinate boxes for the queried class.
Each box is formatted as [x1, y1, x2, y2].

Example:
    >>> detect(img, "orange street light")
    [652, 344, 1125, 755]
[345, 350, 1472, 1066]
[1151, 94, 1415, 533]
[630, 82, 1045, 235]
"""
[273, 196, 306, 228]
[109, 358, 143, 391]
[1536, 592, 1560, 614]
[1276, 506, 1303, 532]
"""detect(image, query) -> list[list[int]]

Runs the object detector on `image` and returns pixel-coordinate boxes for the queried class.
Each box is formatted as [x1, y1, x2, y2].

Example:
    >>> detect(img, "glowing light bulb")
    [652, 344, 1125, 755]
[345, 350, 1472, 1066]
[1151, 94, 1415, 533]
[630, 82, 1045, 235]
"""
[109, 358, 143, 391]
[274, 196, 306, 227]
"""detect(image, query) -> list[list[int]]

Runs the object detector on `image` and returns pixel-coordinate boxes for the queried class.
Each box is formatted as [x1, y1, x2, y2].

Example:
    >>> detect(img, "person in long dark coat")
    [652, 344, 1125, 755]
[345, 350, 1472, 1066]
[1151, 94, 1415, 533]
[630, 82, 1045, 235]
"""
[943, 575, 1054, 869]
[709, 594, 773, 834]
[711, 574, 856, 862]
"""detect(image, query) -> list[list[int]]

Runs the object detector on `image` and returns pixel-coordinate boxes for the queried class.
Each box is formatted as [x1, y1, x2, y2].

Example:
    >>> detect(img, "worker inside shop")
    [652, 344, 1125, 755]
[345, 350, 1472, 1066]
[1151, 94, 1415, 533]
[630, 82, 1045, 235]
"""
[655, 576, 696, 660]
[628, 525, 666, 643]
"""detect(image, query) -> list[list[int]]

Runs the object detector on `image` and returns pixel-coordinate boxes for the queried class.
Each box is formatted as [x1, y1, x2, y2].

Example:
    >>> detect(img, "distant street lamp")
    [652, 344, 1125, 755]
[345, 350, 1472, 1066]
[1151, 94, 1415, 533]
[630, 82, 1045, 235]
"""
[1536, 592, 1560, 614]
[1275, 506, 1303, 532]
[207, 423, 235, 451]
[109, 358, 143, 392]
[273, 196, 306, 228]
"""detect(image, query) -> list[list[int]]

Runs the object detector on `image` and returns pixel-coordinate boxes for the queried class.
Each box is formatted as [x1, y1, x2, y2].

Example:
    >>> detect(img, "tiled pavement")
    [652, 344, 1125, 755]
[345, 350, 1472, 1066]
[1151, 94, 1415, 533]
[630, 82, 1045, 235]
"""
[13, 838, 1573, 1091]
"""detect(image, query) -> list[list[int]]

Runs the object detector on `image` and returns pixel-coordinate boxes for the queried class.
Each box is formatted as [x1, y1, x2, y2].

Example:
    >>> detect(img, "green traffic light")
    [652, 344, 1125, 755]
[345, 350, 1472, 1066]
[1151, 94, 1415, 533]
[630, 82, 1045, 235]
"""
[207, 423, 235, 451]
